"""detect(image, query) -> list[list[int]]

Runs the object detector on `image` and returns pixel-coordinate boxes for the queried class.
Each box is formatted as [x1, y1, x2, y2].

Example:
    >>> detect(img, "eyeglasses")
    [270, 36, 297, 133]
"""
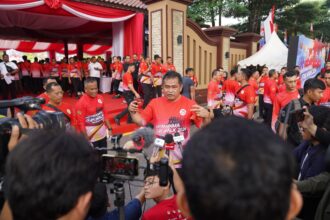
[144, 180, 159, 187]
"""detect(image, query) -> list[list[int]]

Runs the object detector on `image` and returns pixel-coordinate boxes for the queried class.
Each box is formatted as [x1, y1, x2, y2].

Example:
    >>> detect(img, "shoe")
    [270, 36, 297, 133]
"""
[114, 117, 120, 125]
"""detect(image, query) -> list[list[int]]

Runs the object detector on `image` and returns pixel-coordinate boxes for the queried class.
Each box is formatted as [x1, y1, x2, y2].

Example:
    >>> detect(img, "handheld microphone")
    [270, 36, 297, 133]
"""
[164, 133, 175, 151]
[173, 132, 184, 154]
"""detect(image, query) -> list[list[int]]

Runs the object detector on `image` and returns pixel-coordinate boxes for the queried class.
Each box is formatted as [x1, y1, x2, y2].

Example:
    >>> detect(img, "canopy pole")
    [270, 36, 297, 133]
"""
[77, 42, 83, 60]
[64, 40, 68, 60]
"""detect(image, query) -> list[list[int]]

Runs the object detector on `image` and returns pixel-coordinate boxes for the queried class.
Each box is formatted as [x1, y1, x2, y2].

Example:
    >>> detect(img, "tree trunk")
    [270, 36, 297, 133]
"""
[210, 7, 215, 27]
[218, 3, 222, 26]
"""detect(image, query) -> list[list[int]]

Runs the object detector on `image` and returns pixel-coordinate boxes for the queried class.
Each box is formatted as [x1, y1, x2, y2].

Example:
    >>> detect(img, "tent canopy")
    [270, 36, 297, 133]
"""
[0, 0, 144, 56]
[238, 32, 288, 70]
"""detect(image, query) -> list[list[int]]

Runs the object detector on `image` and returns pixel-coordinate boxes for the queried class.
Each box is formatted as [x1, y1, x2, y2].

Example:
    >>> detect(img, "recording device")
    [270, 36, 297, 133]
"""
[102, 154, 139, 177]
[0, 97, 67, 211]
[164, 133, 175, 151]
[148, 157, 170, 187]
[290, 108, 306, 122]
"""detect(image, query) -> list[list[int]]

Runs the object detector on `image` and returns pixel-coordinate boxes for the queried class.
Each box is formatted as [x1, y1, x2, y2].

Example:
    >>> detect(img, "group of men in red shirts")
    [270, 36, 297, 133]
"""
[207, 65, 330, 126]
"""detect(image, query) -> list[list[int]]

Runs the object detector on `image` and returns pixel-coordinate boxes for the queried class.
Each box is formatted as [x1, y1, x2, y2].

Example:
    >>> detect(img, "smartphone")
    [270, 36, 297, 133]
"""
[102, 155, 139, 177]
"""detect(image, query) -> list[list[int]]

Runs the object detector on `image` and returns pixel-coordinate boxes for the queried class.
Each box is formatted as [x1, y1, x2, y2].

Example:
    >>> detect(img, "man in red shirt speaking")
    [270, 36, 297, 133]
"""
[76, 78, 112, 154]
[128, 71, 210, 167]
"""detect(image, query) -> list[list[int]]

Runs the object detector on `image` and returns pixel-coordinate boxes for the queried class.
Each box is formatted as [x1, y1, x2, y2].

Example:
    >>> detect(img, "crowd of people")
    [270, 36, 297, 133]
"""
[1, 51, 330, 220]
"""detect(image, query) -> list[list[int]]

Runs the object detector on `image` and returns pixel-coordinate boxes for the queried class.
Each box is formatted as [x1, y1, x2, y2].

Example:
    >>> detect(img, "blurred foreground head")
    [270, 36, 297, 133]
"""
[5, 130, 100, 220]
[178, 117, 302, 220]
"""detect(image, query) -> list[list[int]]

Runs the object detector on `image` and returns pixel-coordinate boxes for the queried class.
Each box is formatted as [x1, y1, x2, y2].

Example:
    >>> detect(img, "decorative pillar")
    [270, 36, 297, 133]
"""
[204, 27, 237, 72]
[235, 33, 261, 57]
[143, 0, 192, 75]
[63, 40, 69, 60]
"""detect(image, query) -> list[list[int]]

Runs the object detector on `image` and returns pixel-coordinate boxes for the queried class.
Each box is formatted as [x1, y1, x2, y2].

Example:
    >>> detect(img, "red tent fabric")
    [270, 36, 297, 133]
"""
[0, 0, 144, 56]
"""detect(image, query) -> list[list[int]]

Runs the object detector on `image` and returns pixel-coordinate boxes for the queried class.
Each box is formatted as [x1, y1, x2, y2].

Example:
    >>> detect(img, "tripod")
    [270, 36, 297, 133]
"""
[112, 180, 125, 220]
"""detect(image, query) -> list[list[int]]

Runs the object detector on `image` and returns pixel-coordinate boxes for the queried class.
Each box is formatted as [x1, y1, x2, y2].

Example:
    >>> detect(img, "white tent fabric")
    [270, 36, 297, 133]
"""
[238, 32, 288, 70]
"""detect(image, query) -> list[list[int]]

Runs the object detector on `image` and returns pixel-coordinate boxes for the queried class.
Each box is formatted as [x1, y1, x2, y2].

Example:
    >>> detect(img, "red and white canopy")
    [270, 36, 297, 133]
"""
[0, 0, 144, 56]
[0, 39, 112, 55]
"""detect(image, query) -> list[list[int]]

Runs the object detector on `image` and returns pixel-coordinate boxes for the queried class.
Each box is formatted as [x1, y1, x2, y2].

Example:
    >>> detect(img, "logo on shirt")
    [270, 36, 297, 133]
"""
[67, 109, 71, 115]
[241, 90, 245, 94]
[179, 109, 186, 116]
[98, 99, 102, 104]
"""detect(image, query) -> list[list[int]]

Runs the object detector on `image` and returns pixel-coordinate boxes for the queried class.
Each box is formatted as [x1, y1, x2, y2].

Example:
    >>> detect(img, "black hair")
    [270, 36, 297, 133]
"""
[303, 78, 326, 93]
[84, 77, 97, 87]
[45, 82, 61, 93]
[211, 69, 220, 78]
[283, 71, 296, 79]
[34, 57, 38, 62]
[116, 56, 121, 61]
[240, 68, 252, 80]
[309, 105, 330, 132]
[87, 183, 108, 219]
[162, 71, 183, 85]
[269, 69, 276, 78]
[281, 67, 287, 71]
[22, 55, 27, 61]
[185, 67, 194, 75]
[128, 63, 135, 67]
[182, 117, 294, 220]
[5, 130, 100, 220]
[230, 68, 237, 77]
[154, 54, 161, 60]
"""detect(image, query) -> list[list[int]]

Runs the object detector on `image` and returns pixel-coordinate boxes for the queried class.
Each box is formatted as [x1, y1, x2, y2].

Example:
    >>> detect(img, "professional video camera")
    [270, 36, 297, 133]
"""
[0, 97, 67, 156]
[0, 96, 67, 211]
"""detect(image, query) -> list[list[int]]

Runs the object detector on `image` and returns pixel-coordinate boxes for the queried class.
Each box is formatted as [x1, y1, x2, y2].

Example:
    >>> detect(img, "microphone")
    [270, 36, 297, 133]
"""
[164, 134, 175, 151]
[173, 132, 184, 154]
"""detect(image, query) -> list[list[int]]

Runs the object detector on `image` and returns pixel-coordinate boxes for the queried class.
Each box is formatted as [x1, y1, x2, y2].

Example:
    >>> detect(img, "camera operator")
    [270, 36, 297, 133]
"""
[3, 130, 100, 220]
[86, 183, 145, 220]
[278, 78, 325, 147]
[42, 82, 75, 128]
[177, 117, 303, 220]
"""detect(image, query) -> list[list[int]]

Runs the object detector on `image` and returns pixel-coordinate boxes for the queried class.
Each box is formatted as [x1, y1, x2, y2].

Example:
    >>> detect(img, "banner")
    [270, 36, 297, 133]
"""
[288, 35, 327, 86]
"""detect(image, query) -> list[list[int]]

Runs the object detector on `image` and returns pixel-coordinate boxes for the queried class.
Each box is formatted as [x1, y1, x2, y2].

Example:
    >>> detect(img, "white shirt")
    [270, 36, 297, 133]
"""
[88, 62, 103, 78]
[0, 61, 18, 84]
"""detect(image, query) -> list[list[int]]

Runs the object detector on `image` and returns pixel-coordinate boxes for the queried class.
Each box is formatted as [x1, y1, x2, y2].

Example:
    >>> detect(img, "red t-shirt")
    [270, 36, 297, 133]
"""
[248, 78, 258, 94]
[207, 80, 221, 107]
[19, 61, 30, 76]
[139, 61, 149, 74]
[122, 72, 133, 91]
[163, 64, 176, 72]
[151, 63, 165, 76]
[142, 196, 187, 220]
[233, 85, 256, 118]
[278, 74, 284, 86]
[190, 75, 198, 87]
[42, 102, 75, 128]
[141, 96, 202, 165]
[263, 79, 278, 104]
[259, 75, 269, 95]
[75, 94, 108, 142]
[272, 89, 300, 129]
[37, 92, 49, 104]
[60, 63, 69, 77]
[68, 62, 81, 78]
[319, 87, 330, 107]
[49, 63, 61, 77]
[30, 62, 43, 78]
[222, 79, 240, 105]
[42, 63, 51, 78]
[113, 62, 123, 79]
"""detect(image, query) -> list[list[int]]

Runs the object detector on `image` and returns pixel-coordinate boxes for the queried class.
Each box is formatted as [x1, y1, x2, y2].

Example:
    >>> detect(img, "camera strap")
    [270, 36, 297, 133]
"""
[45, 104, 71, 122]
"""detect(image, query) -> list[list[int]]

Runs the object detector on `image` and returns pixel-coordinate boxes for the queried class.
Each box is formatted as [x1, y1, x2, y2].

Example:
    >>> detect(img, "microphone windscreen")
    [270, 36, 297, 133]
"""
[131, 127, 155, 149]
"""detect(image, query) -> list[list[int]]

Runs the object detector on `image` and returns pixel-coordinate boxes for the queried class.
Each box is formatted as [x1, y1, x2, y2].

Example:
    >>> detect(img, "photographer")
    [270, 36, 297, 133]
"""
[177, 117, 302, 220]
[278, 78, 325, 147]
[3, 130, 100, 220]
